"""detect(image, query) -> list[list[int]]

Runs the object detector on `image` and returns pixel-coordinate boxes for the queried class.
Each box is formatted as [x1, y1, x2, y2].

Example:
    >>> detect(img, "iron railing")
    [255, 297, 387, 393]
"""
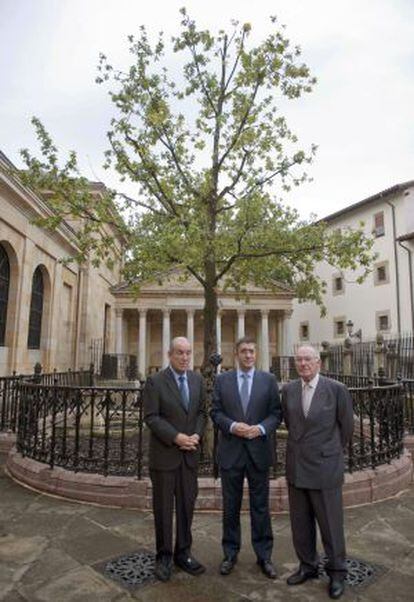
[0, 368, 94, 434]
[347, 384, 405, 471]
[15, 380, 406, 479]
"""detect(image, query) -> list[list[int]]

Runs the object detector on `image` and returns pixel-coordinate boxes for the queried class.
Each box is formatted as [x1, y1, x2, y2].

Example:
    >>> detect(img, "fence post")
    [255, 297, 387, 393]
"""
[374, 333, 386, 376]
[33, 362, 42, 384]
[386, 341, 398, 380]
[320, 341, 330, 372]
[343, 338, 352, 375]
[89, 363, 95, 387]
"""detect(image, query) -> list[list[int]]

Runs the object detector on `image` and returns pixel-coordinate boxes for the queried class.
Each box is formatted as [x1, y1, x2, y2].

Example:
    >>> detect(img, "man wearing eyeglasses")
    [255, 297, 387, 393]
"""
[282, 345, 353, 600]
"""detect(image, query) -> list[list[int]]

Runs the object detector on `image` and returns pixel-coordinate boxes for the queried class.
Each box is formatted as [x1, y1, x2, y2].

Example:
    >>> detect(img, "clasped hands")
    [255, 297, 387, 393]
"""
[174, 432, 200, 451]
[232, 422, 262, 439]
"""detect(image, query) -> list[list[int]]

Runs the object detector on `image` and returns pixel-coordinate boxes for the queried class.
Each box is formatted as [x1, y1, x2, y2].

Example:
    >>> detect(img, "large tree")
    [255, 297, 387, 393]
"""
[19, 10, 375, 368]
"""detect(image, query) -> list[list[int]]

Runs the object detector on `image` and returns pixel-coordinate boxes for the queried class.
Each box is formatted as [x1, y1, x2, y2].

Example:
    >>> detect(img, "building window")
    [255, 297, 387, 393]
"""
[376, 311, 391, 332]
[373, 211, 385, 237]
[334, 316, 346, 338]
[27, 267, 44, 349]
[332, 274, 344, 295]
[374, 261, 389, 285]
[0, 245, 10, 346]
[300, 322, 309, 341]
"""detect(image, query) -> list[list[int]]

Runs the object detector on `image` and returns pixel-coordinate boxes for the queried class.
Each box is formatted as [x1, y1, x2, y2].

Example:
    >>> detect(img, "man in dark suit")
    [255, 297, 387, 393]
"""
[143, 336, 207, 582]
[282, 345, 354, 600]
[211, 336, 282, 579]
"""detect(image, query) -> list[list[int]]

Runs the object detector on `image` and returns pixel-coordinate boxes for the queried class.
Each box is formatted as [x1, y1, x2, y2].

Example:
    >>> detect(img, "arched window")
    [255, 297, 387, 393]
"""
[27, 267, 44, 349]
[0, 244, 10, 346]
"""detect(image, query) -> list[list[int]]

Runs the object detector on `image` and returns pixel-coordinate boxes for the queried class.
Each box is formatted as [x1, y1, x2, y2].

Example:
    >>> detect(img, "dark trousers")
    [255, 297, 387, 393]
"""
[150, 462, 198, 561]
[221, 460, 273, 562]
[288, 484, 347, 579]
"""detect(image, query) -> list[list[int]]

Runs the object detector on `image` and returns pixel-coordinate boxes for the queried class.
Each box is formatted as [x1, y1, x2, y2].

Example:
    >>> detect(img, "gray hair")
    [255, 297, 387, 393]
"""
[169, 336, 191, 353]
[295, 345, 321, 360]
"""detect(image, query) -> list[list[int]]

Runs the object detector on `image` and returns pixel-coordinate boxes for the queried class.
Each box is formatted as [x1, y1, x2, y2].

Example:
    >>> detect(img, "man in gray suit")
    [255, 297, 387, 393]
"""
[143, 337, 207, 582]
[211, 336, 282, 579]
[282, 345, 354, 600]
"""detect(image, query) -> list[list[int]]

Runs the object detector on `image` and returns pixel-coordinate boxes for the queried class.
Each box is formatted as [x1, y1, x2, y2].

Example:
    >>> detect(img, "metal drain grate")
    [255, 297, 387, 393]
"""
[318, 556, 382, 588]
[96, 549, 156, 590]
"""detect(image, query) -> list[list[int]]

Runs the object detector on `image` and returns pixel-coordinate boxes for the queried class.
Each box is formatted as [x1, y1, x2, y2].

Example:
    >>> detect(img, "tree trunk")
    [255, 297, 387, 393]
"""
[201, 267, 218, 372]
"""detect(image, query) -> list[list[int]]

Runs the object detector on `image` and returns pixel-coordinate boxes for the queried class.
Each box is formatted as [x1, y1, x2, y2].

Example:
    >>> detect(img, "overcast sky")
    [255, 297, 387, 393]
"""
[1, 0, 413, 219]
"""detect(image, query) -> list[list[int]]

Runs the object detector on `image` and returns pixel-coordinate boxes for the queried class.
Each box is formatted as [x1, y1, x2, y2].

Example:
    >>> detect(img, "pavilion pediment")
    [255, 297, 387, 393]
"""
[112, 268, 293, 298]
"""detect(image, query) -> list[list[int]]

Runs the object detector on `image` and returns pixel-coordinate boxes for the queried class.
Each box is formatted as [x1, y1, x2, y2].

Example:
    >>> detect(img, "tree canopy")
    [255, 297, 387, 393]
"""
[18, 9, 375, 367]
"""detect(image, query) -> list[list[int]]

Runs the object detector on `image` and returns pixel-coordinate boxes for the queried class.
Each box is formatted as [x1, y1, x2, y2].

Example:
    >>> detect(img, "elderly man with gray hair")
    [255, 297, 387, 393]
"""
[144, 337, 207, 582]
[282, 345, 354, 600]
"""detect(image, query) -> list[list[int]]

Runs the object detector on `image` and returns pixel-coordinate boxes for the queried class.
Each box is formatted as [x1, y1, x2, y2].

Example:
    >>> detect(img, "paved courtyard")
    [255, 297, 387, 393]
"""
[1, 452, 413, 601]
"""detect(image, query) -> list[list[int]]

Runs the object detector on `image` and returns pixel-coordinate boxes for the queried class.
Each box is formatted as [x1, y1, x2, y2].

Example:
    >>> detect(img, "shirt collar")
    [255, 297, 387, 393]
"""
[237, 367, 255, 379]
[301, 372, 320, 389]
[169, 366, 187, 381]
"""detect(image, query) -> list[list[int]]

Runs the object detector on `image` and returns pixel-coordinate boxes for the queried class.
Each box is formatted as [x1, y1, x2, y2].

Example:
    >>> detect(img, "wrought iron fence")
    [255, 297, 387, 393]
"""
[401, 379, 414, 435]
[347, 384, 404, 471]
[0, 367, 94, 434]
[15, 380, 406, 479]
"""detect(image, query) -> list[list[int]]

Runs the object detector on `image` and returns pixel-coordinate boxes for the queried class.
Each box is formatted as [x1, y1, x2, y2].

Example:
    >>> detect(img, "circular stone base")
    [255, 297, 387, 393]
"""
[6, 447, 412, 511]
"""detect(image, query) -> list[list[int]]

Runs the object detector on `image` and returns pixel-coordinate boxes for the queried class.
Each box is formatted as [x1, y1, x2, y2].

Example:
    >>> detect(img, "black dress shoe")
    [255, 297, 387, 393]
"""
[258, 559, 277, 579]
[220, 557, 237, 575]
[154, 558, 172, 582]
[174, 555, 206, 575]
[286, 567, 319, 585]
[329, 579, 345, 599]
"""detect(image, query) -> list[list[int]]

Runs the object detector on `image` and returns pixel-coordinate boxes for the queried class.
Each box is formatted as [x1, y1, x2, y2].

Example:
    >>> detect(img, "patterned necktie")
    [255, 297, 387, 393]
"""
[178, 375, 189, 410]
[240, 373, 250, 414]
[302, 383, 312, 418]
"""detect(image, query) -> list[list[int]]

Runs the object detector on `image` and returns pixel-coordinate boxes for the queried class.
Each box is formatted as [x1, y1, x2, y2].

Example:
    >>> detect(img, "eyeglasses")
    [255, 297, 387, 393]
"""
[295, 356, 319, 363]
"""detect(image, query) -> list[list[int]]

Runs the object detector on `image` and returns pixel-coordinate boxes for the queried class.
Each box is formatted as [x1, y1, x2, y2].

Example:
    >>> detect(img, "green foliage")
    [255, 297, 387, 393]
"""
[19, 10, 376, 359]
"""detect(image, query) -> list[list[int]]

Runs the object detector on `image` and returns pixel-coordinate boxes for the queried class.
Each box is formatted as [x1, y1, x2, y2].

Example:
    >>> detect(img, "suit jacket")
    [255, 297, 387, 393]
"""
[282, 374, 354, 489]
[143, 368, 207, 471]
[211, 369, 282, 471]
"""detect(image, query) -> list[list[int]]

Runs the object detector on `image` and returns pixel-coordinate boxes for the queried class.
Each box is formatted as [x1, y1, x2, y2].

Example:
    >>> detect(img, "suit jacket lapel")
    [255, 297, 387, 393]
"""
[306, 376, 325, 420]
[164, 367, 188, 413]
[232, 370, 246, 419]
[245, 371, 259, 421]
[187, 371, 198, 414]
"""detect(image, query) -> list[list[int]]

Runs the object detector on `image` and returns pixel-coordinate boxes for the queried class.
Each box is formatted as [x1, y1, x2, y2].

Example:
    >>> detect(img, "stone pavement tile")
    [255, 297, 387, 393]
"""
[346, 517, 412, 569]
[0, 590, 27, 602]
[356, 569, 414, 602]
[59, 516, 140, 565]
[27, 566, 125, 602]
[17, 546, 81, 593]
[0, 534, 48, 565]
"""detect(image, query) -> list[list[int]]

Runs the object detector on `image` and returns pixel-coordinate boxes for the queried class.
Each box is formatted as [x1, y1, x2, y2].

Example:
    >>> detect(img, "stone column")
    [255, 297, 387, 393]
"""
[186, 309, 195, 369]
[138, 309, 147, 377]
[162, 309, 171, 368]
[237, 309, 245, 339]
[115, 308, 123, 355]
[282, 310, 293, 356]
[261, 310, 270, 371]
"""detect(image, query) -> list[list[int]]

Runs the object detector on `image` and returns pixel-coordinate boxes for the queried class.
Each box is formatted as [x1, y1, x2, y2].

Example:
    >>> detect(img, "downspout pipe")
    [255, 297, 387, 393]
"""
[386, 201, 401, 334]
[398, 240, 414, 332]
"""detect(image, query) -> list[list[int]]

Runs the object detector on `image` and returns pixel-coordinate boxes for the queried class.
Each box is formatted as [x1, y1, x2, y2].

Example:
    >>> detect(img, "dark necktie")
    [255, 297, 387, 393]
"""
[240, 373, 250, 414]
[178, 375, 189, 410]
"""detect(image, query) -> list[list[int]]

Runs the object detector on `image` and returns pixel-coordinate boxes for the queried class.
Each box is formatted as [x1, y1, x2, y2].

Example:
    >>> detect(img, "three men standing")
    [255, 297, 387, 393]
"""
[211, 336, 282, 579]
[143, 336, 207, 582]
[282, 345, 354, 599]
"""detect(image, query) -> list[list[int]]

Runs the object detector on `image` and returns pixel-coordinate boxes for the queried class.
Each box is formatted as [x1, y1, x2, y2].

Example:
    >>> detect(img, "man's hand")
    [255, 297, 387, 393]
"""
[174, 433, 199, 451]
[232, 422, 251, 437]
[245, 425, 262, 439]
